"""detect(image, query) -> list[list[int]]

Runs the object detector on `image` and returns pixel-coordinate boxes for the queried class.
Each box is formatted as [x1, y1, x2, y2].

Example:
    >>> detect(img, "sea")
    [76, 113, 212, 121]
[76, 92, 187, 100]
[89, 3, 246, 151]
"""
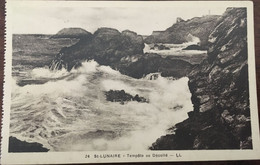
[9, 34, 206, 151]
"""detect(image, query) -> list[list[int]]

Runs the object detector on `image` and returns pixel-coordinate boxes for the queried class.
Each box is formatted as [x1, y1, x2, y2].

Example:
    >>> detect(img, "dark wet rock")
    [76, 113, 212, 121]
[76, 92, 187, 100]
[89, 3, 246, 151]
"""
[105, 90, 148, 104]
[117, 53, 193, 79]
[145, 15, 220, 49]
[182, 44, 206, 51]
[51, 28, 92, 39]
[17, 79, 50, 87]
[151, 8, 251, 150]
[49, 28, 144, 71]
[150, 44, 170, 50]
[9, 136, 49, 152]
[150, 110, 240, 150]
[50, 27, 192, 79]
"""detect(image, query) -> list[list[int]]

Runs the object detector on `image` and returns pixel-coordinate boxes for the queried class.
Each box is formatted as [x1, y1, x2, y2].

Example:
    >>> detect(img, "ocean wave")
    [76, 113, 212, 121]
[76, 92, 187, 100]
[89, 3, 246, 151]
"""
[143, 42, 207, 56]
[31, 67, 69, 79]
[10, 60, 193, 151]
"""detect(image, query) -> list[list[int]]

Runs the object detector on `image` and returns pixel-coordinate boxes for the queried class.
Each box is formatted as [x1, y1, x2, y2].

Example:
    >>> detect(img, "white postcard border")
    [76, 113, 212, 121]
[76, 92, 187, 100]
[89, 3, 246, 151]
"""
[1, 1, 260, 164]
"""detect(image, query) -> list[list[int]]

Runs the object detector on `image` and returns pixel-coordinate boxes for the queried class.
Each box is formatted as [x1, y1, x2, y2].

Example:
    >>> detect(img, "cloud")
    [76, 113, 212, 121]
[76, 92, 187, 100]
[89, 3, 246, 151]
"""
[11, 4, 227, 35]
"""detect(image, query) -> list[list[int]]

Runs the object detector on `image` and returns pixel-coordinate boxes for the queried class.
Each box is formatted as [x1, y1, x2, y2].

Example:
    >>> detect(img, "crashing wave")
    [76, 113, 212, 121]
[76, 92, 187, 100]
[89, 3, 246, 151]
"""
[11, 60, 193, 151]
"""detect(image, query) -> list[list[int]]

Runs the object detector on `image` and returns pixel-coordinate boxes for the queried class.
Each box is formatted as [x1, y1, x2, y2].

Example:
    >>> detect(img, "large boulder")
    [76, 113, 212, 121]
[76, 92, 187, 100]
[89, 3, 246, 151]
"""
[50, 28, 145, 71]
[151, 8, 252, 150]
[91, 28, 144, 65]
[117, 53, 193, 78]
[50, 27, 193, 79]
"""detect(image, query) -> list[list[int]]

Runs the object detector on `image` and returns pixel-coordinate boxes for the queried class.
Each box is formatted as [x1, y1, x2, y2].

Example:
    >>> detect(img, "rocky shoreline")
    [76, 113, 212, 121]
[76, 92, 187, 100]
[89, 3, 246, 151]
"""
[150, 8, 252, 150]
[45, 8, 252, 150]
[49, 28, 193, 79]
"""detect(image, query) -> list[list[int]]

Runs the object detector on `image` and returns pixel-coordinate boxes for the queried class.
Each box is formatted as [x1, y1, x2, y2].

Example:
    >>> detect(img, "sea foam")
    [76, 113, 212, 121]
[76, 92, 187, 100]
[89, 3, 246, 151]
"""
[10, 60, 193, 151]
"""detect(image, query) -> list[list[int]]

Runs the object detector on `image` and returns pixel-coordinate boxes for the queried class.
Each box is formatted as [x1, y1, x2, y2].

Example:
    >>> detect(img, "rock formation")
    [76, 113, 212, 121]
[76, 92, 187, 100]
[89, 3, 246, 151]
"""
[9, 136, 49, 152]
[145, 15, 221, 49]
[50, 28, 144, 71]
[51, 28, 92, 39]
[150, 8, 252, 150]
[50, 28, 192, 79]
[117, 54, 192, 78]
[176, 17, 185, 23]
[182, 44, 205, 51]
[105, 90, 148, 104]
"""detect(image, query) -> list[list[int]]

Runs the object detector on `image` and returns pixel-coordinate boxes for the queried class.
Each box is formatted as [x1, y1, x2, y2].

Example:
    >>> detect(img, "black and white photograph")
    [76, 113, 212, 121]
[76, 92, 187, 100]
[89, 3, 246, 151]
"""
[1, 1, 260, 164]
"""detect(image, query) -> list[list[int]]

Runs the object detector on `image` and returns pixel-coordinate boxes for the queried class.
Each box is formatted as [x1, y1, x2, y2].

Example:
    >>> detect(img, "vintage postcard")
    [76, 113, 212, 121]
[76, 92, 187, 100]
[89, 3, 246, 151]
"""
[1, 0, 260, 164]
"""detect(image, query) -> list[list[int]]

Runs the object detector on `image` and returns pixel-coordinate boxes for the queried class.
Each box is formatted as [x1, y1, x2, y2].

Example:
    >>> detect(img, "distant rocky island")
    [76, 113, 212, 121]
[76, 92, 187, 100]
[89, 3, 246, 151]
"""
[51, 27, 92, 39]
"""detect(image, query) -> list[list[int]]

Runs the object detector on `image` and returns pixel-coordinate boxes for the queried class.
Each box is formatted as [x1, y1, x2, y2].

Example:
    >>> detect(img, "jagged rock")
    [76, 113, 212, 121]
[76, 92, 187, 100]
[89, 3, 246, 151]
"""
[145, 15, 221, 49]
[105, 90, 148, 104]
[51, 28, 92, 39]
[150, 8, 251, 150]
[50, 28, 193, 79]
[176, 17, 185, 23]
[49, 28, 144, 71]
[182, 44, 206, 51]
[150, 109, 240, 150]
[117, 54, 193, 78]
[9, 136, 49, 152]
[221, 110, 234, 124]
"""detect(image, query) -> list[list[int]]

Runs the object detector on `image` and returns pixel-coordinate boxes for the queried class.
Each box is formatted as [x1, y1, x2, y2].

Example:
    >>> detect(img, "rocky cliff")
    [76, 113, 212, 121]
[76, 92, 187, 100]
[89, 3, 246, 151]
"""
[150, 8, 252, 150]
[145, 15, 221, 49]
[51, 28, 92, 39]
[50, 28, 192, 78]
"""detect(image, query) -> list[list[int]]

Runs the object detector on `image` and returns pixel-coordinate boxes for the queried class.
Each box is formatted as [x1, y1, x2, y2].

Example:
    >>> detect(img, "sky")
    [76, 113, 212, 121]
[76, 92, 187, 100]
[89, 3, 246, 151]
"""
[10, 3, 228, 35]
